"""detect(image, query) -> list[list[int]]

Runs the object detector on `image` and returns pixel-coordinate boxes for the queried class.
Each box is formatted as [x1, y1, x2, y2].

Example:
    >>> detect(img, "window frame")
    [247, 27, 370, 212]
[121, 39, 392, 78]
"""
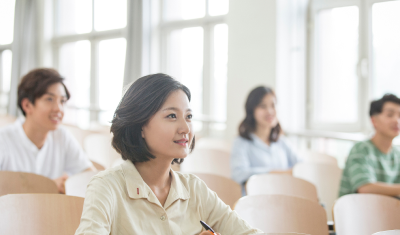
[0, 45, 12, 113]
[307, 0, 378, 133]
[159, 0, 228, 136]
[51, 0, 128, 124]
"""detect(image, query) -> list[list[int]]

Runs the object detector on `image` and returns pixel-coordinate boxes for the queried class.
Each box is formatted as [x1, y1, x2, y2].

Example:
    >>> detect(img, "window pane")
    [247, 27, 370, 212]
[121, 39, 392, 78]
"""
[94, 0, 127, 31]
[59, 41, 91, 128]
[57, 0, 92, 35]
[163, 0, 205, 21]
[0, 50, 12, 112]
[166, 27, 204, 131]
[1, 50, 12, 93]
[211, 24, 228, 130]
[98, 38, 126, 124]
[313, 6, 359, 123]
[372, 1, 400, 99]
[209, 0, 229, 16]
[0, 0, 16, 45]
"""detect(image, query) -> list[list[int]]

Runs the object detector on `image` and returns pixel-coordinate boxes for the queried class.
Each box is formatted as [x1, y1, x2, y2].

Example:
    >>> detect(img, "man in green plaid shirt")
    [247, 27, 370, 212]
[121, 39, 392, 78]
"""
[340, 94, 400, 197]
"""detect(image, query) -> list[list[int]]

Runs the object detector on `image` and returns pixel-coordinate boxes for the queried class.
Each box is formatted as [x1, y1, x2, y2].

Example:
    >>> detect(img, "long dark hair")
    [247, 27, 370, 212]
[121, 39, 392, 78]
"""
[110, 73, 195, 165]
[239, 86, 282, 142]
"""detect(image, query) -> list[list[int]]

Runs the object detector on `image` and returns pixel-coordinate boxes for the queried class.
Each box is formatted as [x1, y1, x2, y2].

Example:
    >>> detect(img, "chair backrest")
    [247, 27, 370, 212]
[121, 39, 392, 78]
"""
[235, 194, 329, 235]
[61, 124, 98, 149]
[266, 233, 310, 235]
[334, 194, 400, 235]
[180, 148, 231, 178]
[0, 171, 58, 196]
[246, 174, 319, 202]
[65, 171, 98, 198]
[84, 133, 121, 168]
[0, 194, 84, 235]
[0, 115, 16, 127]
[195, 137, 232, 153]
[293, 162, 342, 221]
[373, 230, 400, 235]
[298, 150, 338, 165]
[91, 160, 106, 171]
[191, 173, 241, 208]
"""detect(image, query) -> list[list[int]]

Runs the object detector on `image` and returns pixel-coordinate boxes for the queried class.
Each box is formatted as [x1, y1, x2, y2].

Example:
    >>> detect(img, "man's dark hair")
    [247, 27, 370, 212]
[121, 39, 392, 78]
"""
[110, 73, 195, 165]
[18, 68, 70, 116]
[370, 94, 400, 117]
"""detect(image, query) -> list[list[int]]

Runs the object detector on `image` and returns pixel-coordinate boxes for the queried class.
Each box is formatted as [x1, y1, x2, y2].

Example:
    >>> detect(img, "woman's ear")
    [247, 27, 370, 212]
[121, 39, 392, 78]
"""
[141, 130, 145, 139]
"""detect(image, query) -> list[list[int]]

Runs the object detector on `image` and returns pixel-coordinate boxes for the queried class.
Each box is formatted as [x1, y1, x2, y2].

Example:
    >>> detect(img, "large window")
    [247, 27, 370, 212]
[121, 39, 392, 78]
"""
[53, 0, 127, 128]
[0, 0, 16, 114]
[160, 0, 229, 136]
[309, 0, 400, 132]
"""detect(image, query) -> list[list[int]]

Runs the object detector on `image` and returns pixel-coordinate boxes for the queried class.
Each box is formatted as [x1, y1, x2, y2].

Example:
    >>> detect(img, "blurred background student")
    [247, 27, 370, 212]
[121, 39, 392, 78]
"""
[0, 68, 94, 193]
[230, 86, 300, 191]
[339, 94, 400, 197]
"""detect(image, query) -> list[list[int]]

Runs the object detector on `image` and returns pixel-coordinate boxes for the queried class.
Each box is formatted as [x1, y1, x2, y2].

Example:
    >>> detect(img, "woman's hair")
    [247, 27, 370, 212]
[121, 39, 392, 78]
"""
[239, 86, 282, 142]
[110, 73, 195, 164]
[18, 68, 70, 116]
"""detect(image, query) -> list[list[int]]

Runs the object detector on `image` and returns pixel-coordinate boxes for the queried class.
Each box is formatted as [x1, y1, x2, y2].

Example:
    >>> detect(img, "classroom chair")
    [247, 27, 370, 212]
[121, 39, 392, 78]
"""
[293, 162, 342, 221]
[180, 148, 231, 178]
[84, 133, 121, 168]
[266, 233, 310, 235]
[191, 172, 241, 209]
[0, 194, 84, 235]
[65, 171, 98, 198]
[235, 194, 329, 235]
[195, 137, 232, 154]
[298, 150, 338, 166]
[333, 194, 400, 235]
[0, 115, 16, 127]
[373, 230, 400, 235]
[61, 123, 98, 148]
[0, 171, 58, 196]
[91, 160, 106, 171]
[246, 174, 319, 202]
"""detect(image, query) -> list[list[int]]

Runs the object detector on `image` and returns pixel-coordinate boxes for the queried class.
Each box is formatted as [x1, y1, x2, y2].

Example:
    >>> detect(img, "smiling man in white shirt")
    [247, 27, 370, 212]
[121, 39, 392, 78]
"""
[0, 68, 94, 193]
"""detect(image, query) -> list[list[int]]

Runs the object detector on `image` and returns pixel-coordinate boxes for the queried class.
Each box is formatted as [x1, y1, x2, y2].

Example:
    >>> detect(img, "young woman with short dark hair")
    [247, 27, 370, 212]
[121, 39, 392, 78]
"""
[75, 73, 262, 235]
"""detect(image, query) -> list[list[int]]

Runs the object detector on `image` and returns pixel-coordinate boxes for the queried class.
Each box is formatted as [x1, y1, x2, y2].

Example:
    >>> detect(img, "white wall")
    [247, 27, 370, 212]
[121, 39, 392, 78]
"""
[226, 0, 278, 140]
[226, 0, 308, 140]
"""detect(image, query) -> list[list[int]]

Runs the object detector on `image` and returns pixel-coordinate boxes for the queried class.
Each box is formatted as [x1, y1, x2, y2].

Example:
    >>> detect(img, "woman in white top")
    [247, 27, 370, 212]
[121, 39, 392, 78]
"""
[231, 86, 301, 189]
[75, 74, 262, 235]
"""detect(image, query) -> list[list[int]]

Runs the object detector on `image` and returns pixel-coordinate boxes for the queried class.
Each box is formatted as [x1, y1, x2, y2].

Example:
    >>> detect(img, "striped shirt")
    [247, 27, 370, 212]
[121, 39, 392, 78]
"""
[339, 140, 400, 197]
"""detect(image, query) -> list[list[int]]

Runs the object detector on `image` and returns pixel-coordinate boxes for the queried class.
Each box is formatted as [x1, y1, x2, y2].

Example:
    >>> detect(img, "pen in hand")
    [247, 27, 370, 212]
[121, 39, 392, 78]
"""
[200, 220, 218, 235]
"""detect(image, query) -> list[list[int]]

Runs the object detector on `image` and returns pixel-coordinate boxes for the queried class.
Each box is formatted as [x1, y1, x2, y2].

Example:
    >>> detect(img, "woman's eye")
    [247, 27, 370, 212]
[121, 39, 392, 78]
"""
[47, 98, 53, 101]
[167, 114, 176, 118]
[187, 114, 193, 119]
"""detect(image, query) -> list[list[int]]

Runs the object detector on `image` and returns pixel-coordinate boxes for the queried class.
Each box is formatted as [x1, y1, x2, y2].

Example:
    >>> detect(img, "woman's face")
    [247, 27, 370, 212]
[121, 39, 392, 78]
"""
[253, 93, 278, 129]
[141, 90, 194, 161]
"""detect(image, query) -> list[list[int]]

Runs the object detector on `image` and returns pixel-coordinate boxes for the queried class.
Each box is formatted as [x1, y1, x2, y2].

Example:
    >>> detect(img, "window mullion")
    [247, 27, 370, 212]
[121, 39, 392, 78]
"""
[202, 24, 211, 136]
[90, 0, 99, 122]
[0, 51, 4, 93]
[359, 0, 370, 132]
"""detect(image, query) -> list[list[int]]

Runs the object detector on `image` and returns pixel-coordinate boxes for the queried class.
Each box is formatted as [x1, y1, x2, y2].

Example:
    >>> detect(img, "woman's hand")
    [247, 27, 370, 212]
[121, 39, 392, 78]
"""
[199, 231, 221, 235]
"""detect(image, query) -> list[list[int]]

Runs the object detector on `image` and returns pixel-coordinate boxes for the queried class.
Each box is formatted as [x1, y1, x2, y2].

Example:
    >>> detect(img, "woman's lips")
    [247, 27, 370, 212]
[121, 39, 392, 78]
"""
[174, 139, 188, 146]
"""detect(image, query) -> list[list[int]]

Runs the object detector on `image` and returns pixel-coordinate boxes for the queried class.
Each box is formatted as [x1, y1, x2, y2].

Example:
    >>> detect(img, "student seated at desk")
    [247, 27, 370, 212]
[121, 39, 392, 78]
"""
[230, 86, 301, 190]
[0, 68, 94, 193]
[340, 94, 400, 197]
[75, 74, 262, 235]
